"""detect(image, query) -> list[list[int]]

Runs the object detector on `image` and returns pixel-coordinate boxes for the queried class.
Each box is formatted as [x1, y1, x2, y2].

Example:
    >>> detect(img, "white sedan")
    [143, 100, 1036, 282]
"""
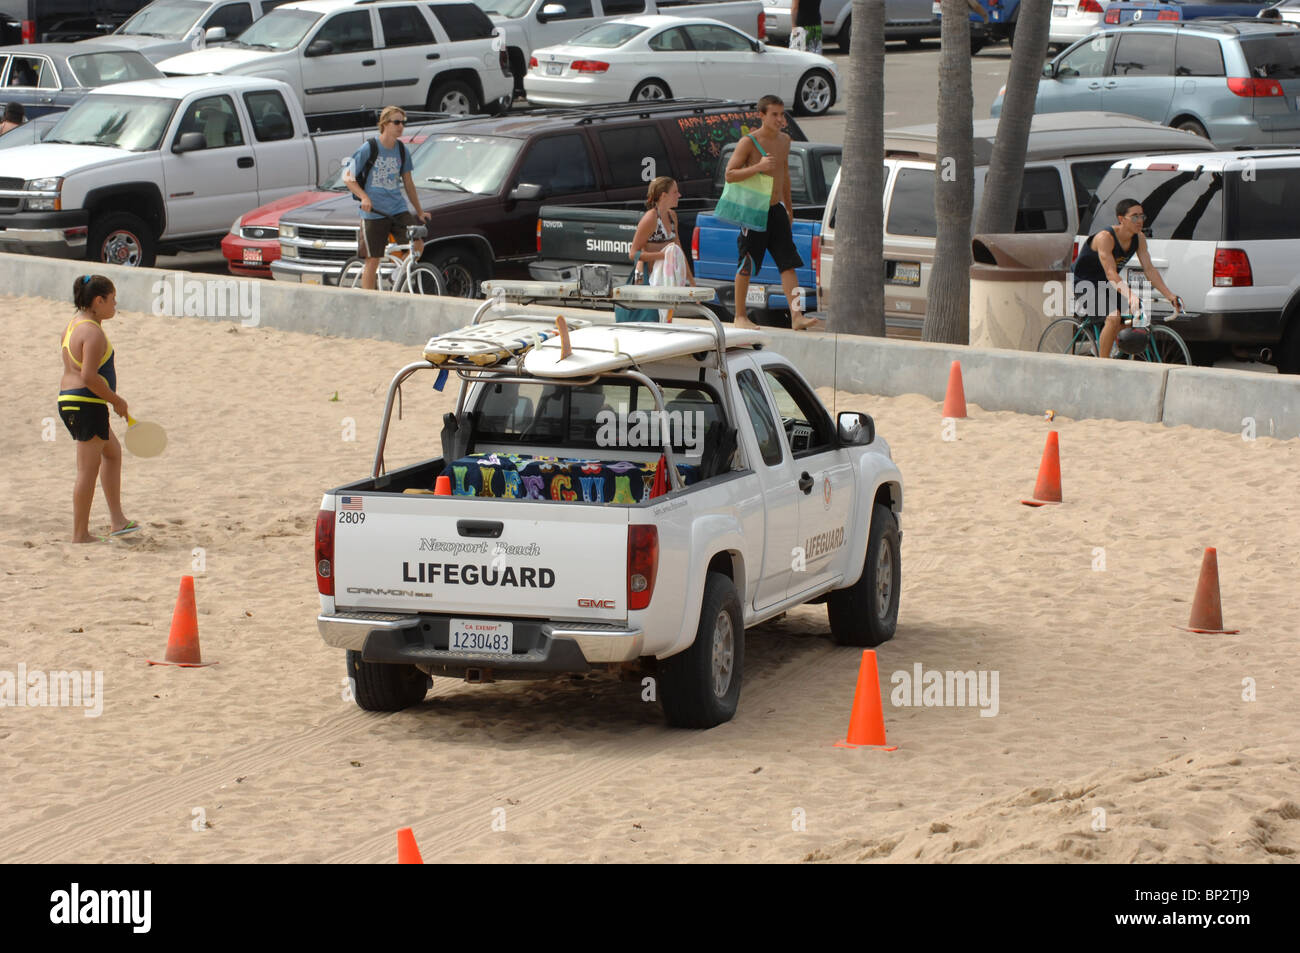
[1048, 1, 1106, 50]
[523, 15, 838, 116]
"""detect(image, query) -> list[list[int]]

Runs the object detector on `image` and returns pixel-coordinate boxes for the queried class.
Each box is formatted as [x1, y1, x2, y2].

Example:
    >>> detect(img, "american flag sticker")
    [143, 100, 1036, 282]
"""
[340, 496, 363, 511]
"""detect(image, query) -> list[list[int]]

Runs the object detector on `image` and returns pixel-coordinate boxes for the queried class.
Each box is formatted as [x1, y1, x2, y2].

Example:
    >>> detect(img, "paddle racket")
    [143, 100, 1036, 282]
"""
[124, 414, 167, 458]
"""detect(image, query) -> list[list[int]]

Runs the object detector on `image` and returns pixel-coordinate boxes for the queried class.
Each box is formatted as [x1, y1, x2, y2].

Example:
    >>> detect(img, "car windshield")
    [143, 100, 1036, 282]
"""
[68, 51, 164, 87]
[234, 9, 322, 50]
[1240, 35, 1300, 78]
[44, 95, 178, 152]
[471, 0, 534, 17]
[410, 134, 521, 194]
[567, 22, 647, 47]
[117, 0, 208, 39]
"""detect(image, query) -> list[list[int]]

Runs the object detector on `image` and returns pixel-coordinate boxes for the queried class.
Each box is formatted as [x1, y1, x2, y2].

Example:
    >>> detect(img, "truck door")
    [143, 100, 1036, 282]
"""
[733, 364, 801, 611]
[160, 92, 260, 236]
[300, 8, 385, 113]
[239, 87, 313, 206]
[754, 357, 854, 598]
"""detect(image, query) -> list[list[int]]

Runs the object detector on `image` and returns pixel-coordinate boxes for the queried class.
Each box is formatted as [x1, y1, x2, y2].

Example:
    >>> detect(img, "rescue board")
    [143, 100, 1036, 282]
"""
[523, 323, 768, 378]
[422, 316, 590, 366]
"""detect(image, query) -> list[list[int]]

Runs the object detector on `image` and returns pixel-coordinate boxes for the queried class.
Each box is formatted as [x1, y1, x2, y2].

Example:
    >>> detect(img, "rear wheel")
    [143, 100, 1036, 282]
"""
[658, 572, 743, 728]
[906, 36, 924, 49]
[827, 504, 900, 647]
[427, 244, 483, 298]
[795, 69, 834, 116]
[88, 211, 156, 268]
[837, 15, 851, 52]
[346, 650, 430, 712]
[1038, 317, 1098, 356]
[1279, 316, 1300, 374]
[1174, 118, 1209, 139]
[427, 79, 480, 115]
[631, 78, 671, 102]
[970, 36, 987, 55]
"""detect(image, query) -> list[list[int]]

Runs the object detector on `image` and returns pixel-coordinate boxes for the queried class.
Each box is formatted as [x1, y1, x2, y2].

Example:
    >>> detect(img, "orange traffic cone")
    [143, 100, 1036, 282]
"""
[1021, 431, 1062, 506]
[834, 650, 897, 750]
[1179, 547, 1239, 634]
[148, 576, 216, 667]
[942, 360, 967, 418]
[397, 827, 424, 864]
[434, 474, 452, 496]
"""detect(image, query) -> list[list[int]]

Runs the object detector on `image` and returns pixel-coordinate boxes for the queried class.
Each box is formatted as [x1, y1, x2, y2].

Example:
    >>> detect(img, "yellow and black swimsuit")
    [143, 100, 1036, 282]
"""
[57, 318, 115, 441]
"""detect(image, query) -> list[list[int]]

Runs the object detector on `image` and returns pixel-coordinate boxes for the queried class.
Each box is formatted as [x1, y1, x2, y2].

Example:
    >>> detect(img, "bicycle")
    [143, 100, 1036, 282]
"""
[337, 225, 444, 295]
[1037, 308, 1193, 365]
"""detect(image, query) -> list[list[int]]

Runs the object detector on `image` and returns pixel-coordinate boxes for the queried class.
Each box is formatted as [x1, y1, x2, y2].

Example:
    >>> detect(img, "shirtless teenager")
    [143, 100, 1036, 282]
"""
[726, 95, 822, 331]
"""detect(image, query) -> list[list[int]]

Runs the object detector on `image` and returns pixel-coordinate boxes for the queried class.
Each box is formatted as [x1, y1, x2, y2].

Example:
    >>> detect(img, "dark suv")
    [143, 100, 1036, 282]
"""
[271, 98, 806, 297]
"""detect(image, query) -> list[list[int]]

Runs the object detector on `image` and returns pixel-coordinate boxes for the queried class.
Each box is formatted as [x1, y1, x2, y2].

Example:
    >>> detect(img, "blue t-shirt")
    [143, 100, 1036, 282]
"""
[347, 139, 412, 220]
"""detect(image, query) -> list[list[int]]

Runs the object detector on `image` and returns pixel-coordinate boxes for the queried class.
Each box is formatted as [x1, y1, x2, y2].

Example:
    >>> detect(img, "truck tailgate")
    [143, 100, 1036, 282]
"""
[331, 494, 630, 622]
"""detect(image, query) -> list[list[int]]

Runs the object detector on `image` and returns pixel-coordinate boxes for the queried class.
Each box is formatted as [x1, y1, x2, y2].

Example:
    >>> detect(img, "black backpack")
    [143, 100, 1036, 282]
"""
[351, 137, 410, 200]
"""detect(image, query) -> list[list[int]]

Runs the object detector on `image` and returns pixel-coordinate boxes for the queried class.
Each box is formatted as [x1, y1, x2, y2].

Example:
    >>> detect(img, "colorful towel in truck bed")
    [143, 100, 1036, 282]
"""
[446, 453, 700, 503]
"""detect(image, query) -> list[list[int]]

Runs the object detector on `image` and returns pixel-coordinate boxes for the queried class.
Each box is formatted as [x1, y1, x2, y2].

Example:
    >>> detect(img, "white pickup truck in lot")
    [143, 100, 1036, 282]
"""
[315, 286, 904, 727]
[0, 75, 458, 267]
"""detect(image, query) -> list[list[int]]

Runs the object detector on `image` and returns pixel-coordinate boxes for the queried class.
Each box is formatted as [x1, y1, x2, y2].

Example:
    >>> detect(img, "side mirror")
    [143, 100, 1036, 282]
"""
[754, 41, 765, 52]
[837, 411, 874, 446]
[509, 182, 542, 201]
[538, 3, 565, 22]
[1042, 60, 1056, 79]
[172, 131, 206, 153]
[204, 26, 227, 42]
[306, 39, 334, 57]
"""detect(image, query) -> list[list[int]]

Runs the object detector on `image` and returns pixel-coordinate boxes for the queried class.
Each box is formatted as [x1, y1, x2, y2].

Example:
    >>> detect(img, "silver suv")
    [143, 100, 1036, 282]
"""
[1082, 149, 1300, 371]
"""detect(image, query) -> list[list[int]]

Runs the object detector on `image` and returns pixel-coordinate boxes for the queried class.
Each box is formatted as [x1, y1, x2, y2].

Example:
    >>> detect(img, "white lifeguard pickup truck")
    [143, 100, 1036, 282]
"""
[315, 283, 904, 728]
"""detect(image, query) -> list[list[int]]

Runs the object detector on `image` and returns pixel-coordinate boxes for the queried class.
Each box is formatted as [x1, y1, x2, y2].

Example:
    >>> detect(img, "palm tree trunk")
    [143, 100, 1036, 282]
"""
[923, 0, 974, 344]
[828, 0, 886, 336]
[975, 0, 1053, 233]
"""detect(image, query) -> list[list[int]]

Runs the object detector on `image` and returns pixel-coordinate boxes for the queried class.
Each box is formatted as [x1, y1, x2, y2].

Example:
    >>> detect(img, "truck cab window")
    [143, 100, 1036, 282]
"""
[176, 95, 245, 149]
[762, 367, 831, 456]
[736, 370, 783, 466]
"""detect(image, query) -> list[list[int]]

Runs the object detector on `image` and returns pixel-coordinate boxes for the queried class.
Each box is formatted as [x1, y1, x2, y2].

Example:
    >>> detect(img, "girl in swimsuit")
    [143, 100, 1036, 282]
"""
[58, 275, 135, 543]
[630, 177, 695, 320]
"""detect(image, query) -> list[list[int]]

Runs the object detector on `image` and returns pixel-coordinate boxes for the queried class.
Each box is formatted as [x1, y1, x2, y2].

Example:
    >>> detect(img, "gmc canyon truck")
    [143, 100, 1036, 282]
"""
[316, 283, 904, 728]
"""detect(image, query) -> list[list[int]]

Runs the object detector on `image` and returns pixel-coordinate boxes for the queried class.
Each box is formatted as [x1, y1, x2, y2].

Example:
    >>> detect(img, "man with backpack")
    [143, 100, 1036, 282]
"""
[343, 106, 431, 290]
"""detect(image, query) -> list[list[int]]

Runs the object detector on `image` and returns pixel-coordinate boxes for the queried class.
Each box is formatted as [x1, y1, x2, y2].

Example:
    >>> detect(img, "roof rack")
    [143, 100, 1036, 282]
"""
[503, 98, 756, 125]
[1115, 17, 1299, 34]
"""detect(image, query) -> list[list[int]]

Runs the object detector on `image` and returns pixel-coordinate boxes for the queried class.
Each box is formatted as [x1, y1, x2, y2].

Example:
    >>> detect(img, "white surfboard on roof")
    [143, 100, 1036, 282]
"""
[524, 324, 769, 379]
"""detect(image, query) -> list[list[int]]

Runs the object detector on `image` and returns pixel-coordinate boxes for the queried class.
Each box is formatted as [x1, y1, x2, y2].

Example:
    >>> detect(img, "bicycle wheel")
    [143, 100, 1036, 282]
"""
[337, 256, 366, 289]
[403, 262, 445, 296]
[1144, 325, 1193, 365]
[1038, 318, 1098, 356]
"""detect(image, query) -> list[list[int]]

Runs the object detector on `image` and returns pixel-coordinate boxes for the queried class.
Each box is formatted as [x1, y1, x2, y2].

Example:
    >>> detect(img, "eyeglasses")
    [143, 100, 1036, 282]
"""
[1127, 213, 1146, 221]
[389, 119, 406, 127]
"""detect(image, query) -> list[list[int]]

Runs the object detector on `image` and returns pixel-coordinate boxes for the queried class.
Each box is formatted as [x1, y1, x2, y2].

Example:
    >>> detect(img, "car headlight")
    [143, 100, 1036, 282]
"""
[24, 176, 62, 211]
[279, 223, 297, 239]
[230, 216, 243, 234]
[282, 244, 299, 258]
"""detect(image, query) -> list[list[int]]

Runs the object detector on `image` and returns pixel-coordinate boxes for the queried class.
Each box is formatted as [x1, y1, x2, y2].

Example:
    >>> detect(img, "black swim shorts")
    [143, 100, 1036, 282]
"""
[1072, 279, 1123, 320]
[360, 210, 421, 260]
[737, 203, 804, 276]
[58, 401, 110, 442]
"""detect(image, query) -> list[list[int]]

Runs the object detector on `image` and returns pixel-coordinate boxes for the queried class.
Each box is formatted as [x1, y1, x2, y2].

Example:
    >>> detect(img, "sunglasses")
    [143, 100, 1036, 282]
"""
[1126, 213, 1146, 221]
[389, 119, 406, 127]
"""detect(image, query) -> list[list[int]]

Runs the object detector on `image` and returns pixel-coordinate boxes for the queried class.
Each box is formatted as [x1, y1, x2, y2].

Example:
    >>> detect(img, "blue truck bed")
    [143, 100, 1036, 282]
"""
[691, 209, 822, 321]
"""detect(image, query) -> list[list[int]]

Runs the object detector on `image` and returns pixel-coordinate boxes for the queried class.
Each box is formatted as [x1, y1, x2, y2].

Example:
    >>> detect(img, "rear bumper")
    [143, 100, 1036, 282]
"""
[1169, 309, 1285, 345]
[0, 210, 89, 257]
[319, 611, 645, 672]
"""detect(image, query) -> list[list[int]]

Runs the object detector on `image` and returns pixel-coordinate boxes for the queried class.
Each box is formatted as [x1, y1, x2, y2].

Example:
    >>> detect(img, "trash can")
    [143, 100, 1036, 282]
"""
[968, 234, 1074, 351]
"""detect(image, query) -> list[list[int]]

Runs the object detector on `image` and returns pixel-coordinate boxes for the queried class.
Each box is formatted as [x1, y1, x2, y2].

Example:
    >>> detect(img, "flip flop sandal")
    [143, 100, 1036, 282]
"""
[110, 521, 140, 537]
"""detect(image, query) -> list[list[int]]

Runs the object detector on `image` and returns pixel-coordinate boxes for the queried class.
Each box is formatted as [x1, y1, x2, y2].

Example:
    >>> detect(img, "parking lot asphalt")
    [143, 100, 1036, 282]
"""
[174, 41, 1016, 277]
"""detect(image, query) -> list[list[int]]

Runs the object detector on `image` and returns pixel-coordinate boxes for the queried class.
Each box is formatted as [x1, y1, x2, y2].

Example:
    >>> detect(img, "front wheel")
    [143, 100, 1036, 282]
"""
[631, 79, 671, 103]
[402, 261, 445, 296]
[338, 255, 366, 289]
[795, 69, 834, 117]
[1038, 317, 1098, 356]
[346, 650, 430, 712]
[1141, 325, 1193, 365]
[827, 504, 900, 647]
[658, 572, 744, 728]
[88, 211, 156, 268]
[427, 244, 484, 299]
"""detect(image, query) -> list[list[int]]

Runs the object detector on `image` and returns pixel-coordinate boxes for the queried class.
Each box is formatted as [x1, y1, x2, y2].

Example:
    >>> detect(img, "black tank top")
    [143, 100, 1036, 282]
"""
[1073, 226, 1137, 285]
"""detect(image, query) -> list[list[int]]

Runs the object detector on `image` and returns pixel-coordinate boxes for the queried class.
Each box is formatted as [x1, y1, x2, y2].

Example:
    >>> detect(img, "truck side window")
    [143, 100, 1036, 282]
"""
[429, 3, 495, 40]
[243, 89, 294, 142]
[205, 3, 254, 38]
[761, 368, 831, 456]
[380, 6, 435, 46]
[736, 370, 783, 467]
[603, 0, 647, 13]
[548, 0, 593, 20]
[176, 95, 245, 150]
[515, 134, 596, 195]
[315, 10, 375, 53]
[597, 126, 671, 190]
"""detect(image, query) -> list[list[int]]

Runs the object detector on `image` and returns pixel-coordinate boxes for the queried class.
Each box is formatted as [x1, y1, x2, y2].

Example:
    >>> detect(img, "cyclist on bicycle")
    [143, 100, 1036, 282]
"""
[343, 106, 432, 291]
[1072, 197, 1182, 358]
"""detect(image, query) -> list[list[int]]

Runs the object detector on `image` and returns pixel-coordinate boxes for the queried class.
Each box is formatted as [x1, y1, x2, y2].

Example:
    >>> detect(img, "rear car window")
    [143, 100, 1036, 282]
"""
[1175, 35, 1224, 77]
[1014, 167, 1067, 233]
[886, 168, 935, 237]
[429, 3, 494, 41]
[68, 51, 160, 87]
[1069, 159, 1119, 225]
[570, 21, 647, 47]
[1239, 35, 1300, 78]
[381, 5, 435, 46]
[1083, 167, 1224, 243]
[598, 125, 672, 189]
[1226, 168, 1300, 241]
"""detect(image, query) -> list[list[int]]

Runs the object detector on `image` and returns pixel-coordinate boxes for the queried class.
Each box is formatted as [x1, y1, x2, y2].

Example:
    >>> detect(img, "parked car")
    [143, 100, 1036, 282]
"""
[1081, 149, 1300, 371]
[475, 0, 767, 92]
[816, 112, 1213, 338]
[0, 76, 449, 265]
[993, 20, 1300, 146]
[525, 15, 836, 115]
[1259, 0, 1300, 21]
[0, 112, 59, 146]
[762, 0, 950, 52]
[1, 1, 149, 45]
[272, 98, 806, 293]
[318, 317, 904, 727]
[1102, 0, 1272, 26]
[0, 44, 162, 119]
[159, 0, 513, 115]
[1048, 0, 1106, 50]
[77, 0, 291, 64]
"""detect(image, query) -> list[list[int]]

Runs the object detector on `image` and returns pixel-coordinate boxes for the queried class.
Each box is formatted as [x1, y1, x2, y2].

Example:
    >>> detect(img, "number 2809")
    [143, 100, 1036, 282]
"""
[338, 511, 366, 524]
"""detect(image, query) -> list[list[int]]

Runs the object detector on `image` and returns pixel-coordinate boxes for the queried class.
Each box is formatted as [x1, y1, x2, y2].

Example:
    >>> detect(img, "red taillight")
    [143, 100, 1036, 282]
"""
[1227, 77, 1284, 97]
[536, 218, 542, 253]
[758, 12, 766, 40]
[1156, 10, 1179, 20]
[570, 60, 610, 73]
[1078, 0, 1102, 12]
[628, 525, 658, 611]
[529, 55, 538, 68]
[1104, 9, 1119, 23]
[811, 234, 821, 283]
[691, 225, 700, 261]
[315, 508, 335, 595]
[1213, 249, 1252, 287]
[22, 19, 35, 43]
[1071, 240, 1080, 263]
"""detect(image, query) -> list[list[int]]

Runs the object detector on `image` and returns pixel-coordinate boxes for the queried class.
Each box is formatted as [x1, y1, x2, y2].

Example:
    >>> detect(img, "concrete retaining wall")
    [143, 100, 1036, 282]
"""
[6, 252, 1297, 440]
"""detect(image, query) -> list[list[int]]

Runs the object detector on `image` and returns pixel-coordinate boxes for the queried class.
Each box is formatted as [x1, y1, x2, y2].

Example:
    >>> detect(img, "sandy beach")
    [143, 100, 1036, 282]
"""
[2, 292, 1298, 864]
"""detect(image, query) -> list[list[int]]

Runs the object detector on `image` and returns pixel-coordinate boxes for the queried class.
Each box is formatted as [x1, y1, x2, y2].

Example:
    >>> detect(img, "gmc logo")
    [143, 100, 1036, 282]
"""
[577, 598, 615, 609]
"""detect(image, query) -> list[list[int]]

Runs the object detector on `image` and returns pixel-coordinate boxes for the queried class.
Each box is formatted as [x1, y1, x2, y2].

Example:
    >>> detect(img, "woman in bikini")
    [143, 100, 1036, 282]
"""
[630, 177, 695, 318]
[58, 275, 136, 543]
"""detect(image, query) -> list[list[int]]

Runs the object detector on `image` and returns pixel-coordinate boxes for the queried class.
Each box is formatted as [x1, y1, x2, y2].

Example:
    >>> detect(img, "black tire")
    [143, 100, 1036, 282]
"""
[906, 36, 924, 49]
[631, 78, 671, 103]
[1037, 317, 1098, 356]
[837, 15, 851, 52]
[346, 650, 430, 712]
[827, 503, 900, 647]
[970, 37, 987, 56]
[658, 572, 743, 729]
[338, 255, 366, 289]
[427, 79, 479, 115]
[1279, 316, 1300, 374]
[1141, 325, 1193, 365]
[1174, 118, 1209, 139]
[795, 69, 834, 116]
[404, 261, 445, 295]
[427, 244, 484, 298]
[88, 211, 156, 268]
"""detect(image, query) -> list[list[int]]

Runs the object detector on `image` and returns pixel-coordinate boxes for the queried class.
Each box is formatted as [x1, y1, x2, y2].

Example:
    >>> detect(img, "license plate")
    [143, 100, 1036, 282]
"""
[546, 61, 562, 76]
[448, 619, 514, 655]
[242, 247, 262, 264]
[745, 284, 766, 308]
[1053, 4, 1068, 16]
[302, 272, 322, 285]
[889, 261, 921, 286]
